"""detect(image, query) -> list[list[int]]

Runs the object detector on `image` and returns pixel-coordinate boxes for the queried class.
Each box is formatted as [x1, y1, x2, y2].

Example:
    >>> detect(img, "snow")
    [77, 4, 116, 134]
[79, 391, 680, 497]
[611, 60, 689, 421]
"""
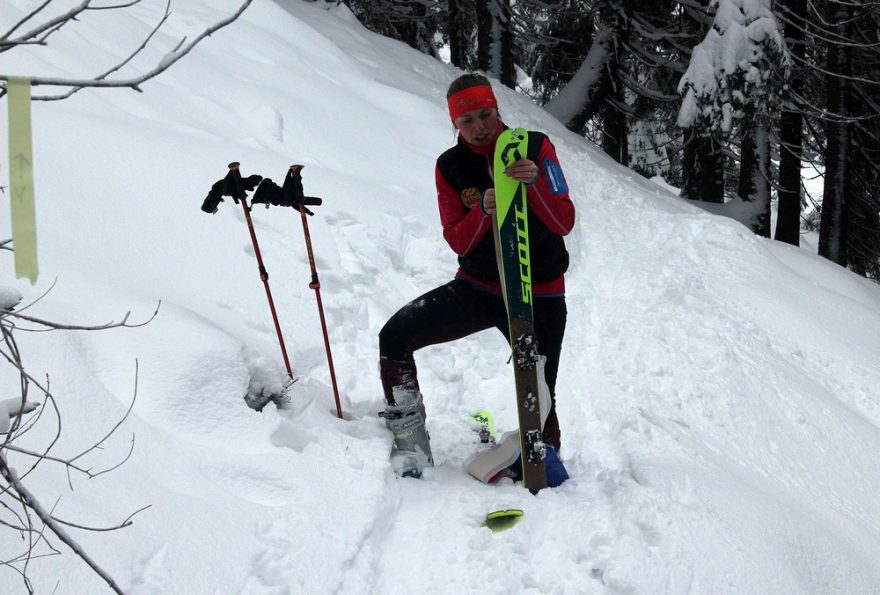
[0, 285, 22, 309]
[2, 1, 880, 593]
[0, 398, 39, 433]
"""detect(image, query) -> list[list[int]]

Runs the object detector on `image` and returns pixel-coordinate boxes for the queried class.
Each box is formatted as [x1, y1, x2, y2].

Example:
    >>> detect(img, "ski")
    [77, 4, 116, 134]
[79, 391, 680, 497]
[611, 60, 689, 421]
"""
[484, 509, 524, 532]
[492, 128, 547, 494]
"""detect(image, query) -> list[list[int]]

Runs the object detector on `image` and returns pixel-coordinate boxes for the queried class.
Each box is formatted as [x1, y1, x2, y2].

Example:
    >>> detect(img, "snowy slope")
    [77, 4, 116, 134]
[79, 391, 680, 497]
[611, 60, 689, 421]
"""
[2, 1, 880, 593]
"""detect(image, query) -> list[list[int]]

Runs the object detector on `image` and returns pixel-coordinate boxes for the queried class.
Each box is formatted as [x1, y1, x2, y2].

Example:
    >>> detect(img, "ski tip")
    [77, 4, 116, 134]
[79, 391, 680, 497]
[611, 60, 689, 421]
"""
[484, 509, 524, 532]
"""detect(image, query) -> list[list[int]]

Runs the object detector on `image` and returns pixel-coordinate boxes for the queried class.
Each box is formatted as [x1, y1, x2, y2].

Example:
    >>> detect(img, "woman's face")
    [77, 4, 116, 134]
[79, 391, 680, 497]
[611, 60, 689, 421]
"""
[454, 107, 500, 147]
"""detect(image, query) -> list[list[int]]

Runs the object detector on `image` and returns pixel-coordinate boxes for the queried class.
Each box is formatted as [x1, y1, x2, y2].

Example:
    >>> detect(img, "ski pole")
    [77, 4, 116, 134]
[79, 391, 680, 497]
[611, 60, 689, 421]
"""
[284, 165, 343, 419]
[226, 162, 295, 380]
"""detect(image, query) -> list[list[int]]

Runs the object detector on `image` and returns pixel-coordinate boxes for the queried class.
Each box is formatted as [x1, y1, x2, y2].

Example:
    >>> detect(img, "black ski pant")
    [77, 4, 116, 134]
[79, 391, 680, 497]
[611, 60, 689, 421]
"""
[379, 278, 567, 450]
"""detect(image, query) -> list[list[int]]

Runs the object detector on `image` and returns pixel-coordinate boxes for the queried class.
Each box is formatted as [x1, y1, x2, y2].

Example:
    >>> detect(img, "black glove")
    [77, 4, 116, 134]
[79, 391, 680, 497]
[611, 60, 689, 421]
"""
[200, 163, 262, 213]
[252, 168, 322, 215]
[251, 178, 284, 207]
[201, 179, 227, 214]
[281, 166, 323, 209]
[240, 174, 263, 191]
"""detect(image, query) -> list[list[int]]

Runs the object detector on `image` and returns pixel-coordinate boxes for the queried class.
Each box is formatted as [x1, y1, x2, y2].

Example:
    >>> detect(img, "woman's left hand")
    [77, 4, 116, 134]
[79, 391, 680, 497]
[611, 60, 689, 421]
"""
[504, 159, 539, 185]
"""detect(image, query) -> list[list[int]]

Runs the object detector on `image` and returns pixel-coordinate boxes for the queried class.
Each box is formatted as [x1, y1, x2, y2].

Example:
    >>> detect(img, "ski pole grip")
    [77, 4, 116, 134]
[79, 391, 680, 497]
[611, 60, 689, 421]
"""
[227, 162, 247, 201]
[283, 164, 306, 205]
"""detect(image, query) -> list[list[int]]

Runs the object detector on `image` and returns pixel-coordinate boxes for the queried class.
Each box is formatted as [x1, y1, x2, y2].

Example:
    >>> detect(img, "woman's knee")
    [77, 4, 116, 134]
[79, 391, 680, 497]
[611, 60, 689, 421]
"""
[379, 314, 411, 360]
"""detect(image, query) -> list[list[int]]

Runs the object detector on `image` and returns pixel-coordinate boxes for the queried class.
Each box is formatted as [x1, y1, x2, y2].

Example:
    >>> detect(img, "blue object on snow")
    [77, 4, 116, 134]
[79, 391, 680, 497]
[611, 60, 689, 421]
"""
[544, 446, 569, 487]
[507, 446, 569, 488]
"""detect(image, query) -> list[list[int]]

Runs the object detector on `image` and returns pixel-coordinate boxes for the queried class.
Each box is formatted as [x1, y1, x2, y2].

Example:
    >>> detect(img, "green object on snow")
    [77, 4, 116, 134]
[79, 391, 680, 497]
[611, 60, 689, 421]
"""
[472, 411, 496, 439]
[484, 509, 524, 532]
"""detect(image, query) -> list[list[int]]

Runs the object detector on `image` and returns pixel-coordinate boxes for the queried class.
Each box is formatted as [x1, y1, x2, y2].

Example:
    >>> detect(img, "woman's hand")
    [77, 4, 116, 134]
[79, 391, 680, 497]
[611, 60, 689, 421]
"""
[504, 159, 539, 185]
[481, 189, 496, 215]
[483, 159, 539, 216]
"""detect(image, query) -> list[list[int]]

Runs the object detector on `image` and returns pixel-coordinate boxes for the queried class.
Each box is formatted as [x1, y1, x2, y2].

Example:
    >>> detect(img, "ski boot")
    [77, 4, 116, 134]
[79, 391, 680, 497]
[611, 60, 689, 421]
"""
[379, 391, 433, 478]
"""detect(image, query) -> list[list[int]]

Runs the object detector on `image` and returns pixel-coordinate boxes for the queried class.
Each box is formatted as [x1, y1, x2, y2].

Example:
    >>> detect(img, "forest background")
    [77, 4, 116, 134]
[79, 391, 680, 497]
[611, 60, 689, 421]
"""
[345, 0, 880, 281]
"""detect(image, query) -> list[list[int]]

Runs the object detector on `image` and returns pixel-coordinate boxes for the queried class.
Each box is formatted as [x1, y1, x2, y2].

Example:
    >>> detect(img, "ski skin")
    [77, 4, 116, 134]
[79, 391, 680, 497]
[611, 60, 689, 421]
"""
[492, 128, 547, 494]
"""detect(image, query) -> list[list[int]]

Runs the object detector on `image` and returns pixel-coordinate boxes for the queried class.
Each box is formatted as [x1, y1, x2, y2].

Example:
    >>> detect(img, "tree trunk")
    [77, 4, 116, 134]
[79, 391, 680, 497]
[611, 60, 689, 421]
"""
[602, 83, 628, 165]
[681, 129, 701, 199]
[448, 0, 468, 69]
[820, 123, 850, 266]
[497, 0, 514, 88]
[681, 130, 724, 203]
[818, 5, 852, 267]
[701, 136, 725, 203]
[838, 5, 880, 279]
[775, 0, 806, 246]
[739, 121, 772, 237]
[476, 0, 514, 88]
[476, 1, 490, 72]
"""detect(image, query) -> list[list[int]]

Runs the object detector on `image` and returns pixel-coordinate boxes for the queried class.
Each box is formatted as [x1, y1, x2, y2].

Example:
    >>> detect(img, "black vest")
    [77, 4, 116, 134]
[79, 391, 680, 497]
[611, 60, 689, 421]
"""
[436, 131, 569, 285]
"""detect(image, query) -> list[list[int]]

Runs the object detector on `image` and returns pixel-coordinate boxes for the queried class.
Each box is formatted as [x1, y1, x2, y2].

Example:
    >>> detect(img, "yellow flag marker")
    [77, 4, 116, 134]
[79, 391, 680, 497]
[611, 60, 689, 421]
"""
[7, 76, 38, 283]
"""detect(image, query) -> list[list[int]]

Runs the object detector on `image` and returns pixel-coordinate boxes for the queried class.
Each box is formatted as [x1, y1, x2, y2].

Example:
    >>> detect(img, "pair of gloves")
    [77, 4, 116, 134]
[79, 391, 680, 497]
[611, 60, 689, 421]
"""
[201, 162, 322, 215]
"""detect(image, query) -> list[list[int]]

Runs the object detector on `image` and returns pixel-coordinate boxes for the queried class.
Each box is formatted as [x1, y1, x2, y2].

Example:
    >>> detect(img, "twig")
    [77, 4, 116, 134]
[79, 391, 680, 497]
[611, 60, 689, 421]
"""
[52, 504, 151, 532]
[1, 301, 161, 331]
[71, 361, 138, 465]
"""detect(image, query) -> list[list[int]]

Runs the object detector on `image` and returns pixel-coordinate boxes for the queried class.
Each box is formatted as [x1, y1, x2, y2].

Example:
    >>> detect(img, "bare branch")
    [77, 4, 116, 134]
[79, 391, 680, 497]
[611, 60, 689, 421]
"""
[1, 279, 151, 588]
[51, 504, 151, 532]
[0, 0, 81, 47]
[2, 301, 160, 332]
[0, 1, 254, 101]
[0, 454, 125, 594]
[82, 1, 173, 91]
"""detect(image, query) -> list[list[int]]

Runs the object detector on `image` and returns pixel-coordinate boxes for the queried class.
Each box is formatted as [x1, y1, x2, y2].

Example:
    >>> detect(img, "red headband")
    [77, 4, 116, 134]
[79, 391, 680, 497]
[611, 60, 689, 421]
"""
[447, 85, 498, 121]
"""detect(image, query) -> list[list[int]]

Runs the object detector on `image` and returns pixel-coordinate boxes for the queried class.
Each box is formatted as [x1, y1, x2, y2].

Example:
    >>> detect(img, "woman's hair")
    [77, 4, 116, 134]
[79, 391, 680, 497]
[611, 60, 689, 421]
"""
[447, 73, 492, 99]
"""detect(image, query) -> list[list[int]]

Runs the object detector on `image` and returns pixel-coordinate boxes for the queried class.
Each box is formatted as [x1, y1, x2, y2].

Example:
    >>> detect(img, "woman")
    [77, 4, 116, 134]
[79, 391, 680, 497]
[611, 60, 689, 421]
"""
[379, 73, 575, 478]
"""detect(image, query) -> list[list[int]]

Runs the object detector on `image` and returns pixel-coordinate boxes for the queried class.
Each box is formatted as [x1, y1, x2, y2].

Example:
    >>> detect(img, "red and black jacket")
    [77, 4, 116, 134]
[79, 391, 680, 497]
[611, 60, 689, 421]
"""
[435, 127, 575, 296]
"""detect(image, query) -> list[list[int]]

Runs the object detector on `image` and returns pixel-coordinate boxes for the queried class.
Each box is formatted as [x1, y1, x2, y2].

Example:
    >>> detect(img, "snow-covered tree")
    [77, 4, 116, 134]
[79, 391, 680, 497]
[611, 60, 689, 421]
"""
[344, 0, 443, 58]
[677, 0, 785, 135]
[477, 0, 515, 87]
[677, 0, 786, 233]
[543, 1, 629, 136]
